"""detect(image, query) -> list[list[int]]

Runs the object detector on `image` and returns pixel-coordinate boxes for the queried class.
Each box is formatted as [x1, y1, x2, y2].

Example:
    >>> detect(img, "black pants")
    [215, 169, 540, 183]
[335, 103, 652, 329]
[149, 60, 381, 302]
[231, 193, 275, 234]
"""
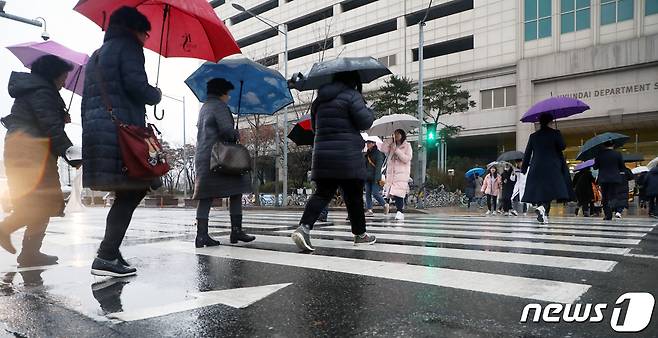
[300, 179, 366, 235]
[98, 190, 147, 260]
[577, 201, 594, 216]
[600, 183, 616, 220]
[648, 196, 657, 216]
[393, 196, 404, 213]
[196, 195, 241, 219]
[501, 195, 513, 212]
[486, 194, 497, 212]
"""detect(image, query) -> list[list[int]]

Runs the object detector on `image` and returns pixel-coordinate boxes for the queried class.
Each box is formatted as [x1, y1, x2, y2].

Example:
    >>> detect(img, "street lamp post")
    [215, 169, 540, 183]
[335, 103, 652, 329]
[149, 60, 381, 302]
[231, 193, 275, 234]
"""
[162, 93, 188, 198]
[232, 3, 289, 208]
[417, 0, 433, 189]
[0, 2, 50, 40]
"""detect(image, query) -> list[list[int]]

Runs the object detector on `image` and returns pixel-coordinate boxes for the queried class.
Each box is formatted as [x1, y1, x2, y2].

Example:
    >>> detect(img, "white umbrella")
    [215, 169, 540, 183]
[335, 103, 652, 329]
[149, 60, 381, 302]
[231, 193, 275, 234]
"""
[360, 133, 383, 151]
[368, 114, 419, 137]
[648, 157, 658, 169]
[632, 166, 649, 174]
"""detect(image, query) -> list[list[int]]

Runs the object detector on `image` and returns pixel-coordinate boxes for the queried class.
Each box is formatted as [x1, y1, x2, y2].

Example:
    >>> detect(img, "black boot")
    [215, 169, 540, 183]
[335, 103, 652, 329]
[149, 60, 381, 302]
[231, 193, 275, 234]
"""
[17, 229, 58, 268]
[195, 218, 220, 248]
[230, 215, 255, 244]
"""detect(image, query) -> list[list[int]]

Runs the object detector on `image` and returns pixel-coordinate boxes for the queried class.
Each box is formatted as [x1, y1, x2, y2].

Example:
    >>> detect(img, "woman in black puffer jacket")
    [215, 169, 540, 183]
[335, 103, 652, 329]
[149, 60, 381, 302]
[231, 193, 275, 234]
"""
[0, 55, 76, 267]
[291, 71, 377, 251]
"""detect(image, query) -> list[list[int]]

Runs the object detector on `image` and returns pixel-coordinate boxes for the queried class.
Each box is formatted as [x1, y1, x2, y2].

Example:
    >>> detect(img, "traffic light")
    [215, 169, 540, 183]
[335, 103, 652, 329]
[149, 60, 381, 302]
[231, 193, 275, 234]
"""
[425, 123, 437, 147]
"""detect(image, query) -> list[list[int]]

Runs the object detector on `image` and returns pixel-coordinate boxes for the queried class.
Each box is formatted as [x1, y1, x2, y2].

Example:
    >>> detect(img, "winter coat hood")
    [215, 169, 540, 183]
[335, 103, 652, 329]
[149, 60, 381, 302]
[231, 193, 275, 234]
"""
[104, 25, 141, 45]
[8, 72, 54, 99]
[316, 82, 349, 102]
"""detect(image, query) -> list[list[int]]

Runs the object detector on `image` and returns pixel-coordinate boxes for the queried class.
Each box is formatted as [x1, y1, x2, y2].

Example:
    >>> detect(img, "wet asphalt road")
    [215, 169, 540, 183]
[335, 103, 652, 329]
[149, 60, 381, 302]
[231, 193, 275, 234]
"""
[0, 207, 657, 337]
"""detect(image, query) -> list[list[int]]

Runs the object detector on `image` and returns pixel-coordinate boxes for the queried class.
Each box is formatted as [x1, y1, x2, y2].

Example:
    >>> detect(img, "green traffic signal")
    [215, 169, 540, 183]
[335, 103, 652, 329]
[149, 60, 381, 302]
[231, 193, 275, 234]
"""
[425, 123, 437, 147]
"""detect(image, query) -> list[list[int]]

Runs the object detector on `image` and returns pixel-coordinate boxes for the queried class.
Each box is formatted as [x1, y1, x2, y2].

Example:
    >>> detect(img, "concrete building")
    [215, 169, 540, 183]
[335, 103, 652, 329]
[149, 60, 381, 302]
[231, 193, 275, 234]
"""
[214, 0, 658, 167]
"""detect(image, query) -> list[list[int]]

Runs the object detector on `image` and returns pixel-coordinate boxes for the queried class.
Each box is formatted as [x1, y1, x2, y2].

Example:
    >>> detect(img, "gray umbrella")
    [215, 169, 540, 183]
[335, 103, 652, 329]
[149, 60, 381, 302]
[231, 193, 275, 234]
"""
[290, 57, 392, 91]
[576, 132, 629, 161]
[497, 151, 524, 162]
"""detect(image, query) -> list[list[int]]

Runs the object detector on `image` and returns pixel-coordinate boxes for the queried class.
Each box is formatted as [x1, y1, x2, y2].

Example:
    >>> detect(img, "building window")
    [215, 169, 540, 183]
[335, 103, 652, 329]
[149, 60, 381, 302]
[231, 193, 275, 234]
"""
[601, 0, 634, 25]
[647, 0, 658, 16]
[341, 19, 397, 44]
[411, 36, 474, 61]
[525, 0, 552, 41]
[405, 0, 474, 26]
[561, 0, 590, 33]
[377, 54, 397, 67]
[481, 86, 516, 109]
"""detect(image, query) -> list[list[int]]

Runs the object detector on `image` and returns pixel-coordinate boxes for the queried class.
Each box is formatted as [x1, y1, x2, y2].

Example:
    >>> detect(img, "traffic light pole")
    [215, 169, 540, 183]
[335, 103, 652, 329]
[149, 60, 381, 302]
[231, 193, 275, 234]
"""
[417, 16, 427, 189]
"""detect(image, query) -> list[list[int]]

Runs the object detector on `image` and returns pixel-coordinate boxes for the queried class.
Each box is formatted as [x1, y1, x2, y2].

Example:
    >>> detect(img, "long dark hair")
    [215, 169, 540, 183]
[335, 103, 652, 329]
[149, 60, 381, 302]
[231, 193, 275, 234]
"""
[395, 129, 407, 145]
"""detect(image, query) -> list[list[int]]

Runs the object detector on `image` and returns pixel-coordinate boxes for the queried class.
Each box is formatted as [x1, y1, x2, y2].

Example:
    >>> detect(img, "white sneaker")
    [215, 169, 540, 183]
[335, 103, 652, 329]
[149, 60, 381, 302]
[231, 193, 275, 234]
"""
[485, 210, 491, 215]
[544, 216, 549, 224]
[395, 211, 405, 221]
[510, 210, 518, 216]
[615, 212, 622, 219]
[383, 204, 390, 215]
[365, 210, 374, 217]
[535, 205, 546, 224]
[523, 212, 528, 216]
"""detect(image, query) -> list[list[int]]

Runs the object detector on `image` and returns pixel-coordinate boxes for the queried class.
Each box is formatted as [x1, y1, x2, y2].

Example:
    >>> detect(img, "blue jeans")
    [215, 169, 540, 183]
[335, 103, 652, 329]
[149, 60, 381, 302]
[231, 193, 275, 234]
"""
[365, 181, 386, 210]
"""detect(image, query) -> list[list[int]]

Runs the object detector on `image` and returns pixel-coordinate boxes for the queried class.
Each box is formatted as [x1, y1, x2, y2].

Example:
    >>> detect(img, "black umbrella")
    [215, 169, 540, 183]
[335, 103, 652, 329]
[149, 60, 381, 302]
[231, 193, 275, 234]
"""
[622, 153, 644, 162]
[497, 151, 524, 162]
[576, 132, 630, 161]
[287, 116, 314, 146]
[290, 57, 391, 91]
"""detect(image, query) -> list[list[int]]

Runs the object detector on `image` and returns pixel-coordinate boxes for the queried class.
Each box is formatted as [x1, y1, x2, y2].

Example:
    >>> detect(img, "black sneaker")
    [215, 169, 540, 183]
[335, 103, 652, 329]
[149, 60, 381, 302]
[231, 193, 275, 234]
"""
[91, 257, 137, 278]
[354, 233, 377, 245]
[291, 225, 314, 251]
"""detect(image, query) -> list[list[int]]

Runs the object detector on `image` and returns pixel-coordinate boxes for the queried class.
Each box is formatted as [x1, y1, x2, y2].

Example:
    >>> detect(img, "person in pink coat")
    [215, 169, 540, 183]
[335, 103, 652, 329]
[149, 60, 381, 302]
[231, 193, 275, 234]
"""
[481, 166, 502, 215]
[380, 129, 413, 221]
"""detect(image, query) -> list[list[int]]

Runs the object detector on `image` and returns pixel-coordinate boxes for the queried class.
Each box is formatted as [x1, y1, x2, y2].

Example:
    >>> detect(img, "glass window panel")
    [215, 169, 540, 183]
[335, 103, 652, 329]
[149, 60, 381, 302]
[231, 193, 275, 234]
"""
[575, 8, 591, 30]
[576, 0, 590, 10]
[493, 88, 505, 108]
[525, 0, 538, 20]
[506, 87, 517, 106]
[481, 90, 492, 109]
[617, 0, 633, 21]
[524, 21, 538, 41]
[648, 0, 658, 15]
[538, 17, 552, 38]
[601, 2, 616, 25]
[539, 0, 552, 17]
[388, 54, 396, 66]
[561, 0, 574, 13]
[561, 12, 575, 33]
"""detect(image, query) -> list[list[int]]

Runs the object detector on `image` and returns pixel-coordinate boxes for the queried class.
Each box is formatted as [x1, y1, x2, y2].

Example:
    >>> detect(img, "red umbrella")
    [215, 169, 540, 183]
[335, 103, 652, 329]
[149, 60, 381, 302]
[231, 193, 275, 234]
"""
[288, 115, 314, 146]
[73, 0, 240, 62]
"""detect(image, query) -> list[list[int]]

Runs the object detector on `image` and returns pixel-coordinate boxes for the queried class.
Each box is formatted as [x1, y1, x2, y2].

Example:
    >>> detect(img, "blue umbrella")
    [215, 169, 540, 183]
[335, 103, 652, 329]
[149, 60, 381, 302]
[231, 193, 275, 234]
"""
[185, 58, 293, 116]
[465, 167, 485, 178]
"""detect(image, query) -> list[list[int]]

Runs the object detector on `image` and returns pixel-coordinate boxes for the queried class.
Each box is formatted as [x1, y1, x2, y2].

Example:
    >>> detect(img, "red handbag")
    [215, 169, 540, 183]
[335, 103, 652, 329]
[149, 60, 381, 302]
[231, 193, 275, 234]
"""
[94, 54, 170, 180]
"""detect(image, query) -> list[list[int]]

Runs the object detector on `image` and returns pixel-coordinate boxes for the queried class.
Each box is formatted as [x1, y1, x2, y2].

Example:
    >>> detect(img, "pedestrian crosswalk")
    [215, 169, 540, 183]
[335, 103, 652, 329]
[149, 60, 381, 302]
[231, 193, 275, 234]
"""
[201, 211, 658, 304]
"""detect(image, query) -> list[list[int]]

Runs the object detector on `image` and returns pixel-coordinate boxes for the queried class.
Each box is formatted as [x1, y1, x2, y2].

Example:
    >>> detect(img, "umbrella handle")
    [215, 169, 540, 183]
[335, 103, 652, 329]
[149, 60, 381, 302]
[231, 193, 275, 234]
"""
[66, 67, 83, 112]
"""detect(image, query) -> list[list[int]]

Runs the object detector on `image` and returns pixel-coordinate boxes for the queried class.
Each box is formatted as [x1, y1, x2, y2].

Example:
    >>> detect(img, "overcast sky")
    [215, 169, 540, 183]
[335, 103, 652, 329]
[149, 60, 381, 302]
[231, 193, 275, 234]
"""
[0, 0, 209, 152]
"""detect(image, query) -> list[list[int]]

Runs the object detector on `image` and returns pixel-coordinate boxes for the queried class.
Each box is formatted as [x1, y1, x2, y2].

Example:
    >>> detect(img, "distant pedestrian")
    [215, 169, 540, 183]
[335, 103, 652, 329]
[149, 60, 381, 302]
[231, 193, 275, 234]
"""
[464, 175, 476, 208]
[481, 166, 501, 215]
[381, 129, 413, 221]
[474, 173, 484, 198]
[521, 113, 575, 224]
[0, 55, 77, 267]
[82, 7, 162, 277]
[511, 160, 527, 215]
[192, 78, 255, 248]
[364, 140, 386, 217]
[643, 166, 658, 218]
[593, 141, 626, 220]
[500, 163, 516, 215]
[573, 168, 595, 217]
[291, 71, 376, 251]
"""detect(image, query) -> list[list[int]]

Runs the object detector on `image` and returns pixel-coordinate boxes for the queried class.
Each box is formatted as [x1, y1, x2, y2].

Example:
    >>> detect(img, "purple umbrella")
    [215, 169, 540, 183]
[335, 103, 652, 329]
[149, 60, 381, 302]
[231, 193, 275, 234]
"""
[520, 97, 590, 123]
[7, 40, 89, 96]
[574, 159, 595, 171]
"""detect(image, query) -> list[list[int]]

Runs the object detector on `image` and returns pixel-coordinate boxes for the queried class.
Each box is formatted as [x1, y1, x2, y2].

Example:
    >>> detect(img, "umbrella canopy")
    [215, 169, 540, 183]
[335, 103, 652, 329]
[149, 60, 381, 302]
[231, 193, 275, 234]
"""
[185, 58, 293, 115]
[632, 166, 649, 175]
[74, 0, 240, 62]
[288, 115, 313, 146]
[497, 151, 524, 162]
[648, 157, 658, 170]
[576, 132, 630, 161]
[622, 153, 644, 162]
[291, 57, 391, 91]
[574, 159, 595, 171]
[368, 114, 419, 137]
[7, 40, 89, 95]
[465, 167, 485, 178]
[520, 97, 590, 123]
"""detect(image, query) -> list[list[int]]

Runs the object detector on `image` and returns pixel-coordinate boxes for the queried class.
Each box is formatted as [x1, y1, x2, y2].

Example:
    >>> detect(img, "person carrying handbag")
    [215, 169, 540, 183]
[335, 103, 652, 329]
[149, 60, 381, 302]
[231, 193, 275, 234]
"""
[192, 78, 254, 248]
[364, 140, 386, 217]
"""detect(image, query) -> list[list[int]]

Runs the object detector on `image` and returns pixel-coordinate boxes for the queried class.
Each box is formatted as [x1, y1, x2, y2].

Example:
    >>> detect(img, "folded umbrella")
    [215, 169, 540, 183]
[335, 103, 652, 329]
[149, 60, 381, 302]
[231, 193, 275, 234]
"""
[291, 56, 391, 91]
[576, 132, 630, 161]
[288, 115, 313, 146]
[185, 58, 293, 116]
[632, 166, 649, 175]
[368, 114, 418, 137]
[574, 159, 595, 171]
[497, 151, 524, 162]
[465, 167, 485, 178]
[521, 97, 590, 123]
[7, 40, 89, 96]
